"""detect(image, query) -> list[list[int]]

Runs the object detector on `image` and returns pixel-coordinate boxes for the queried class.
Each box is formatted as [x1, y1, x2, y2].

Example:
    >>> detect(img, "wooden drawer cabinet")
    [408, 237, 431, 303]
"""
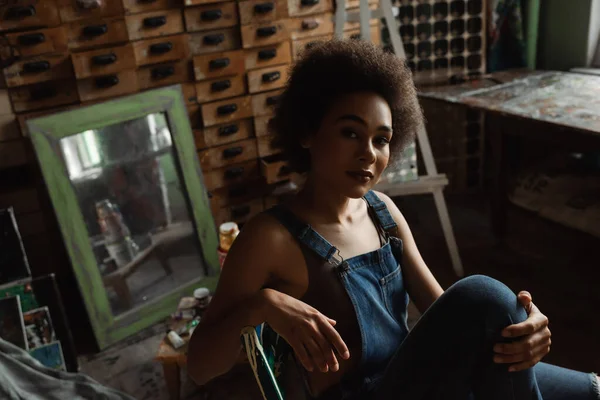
[3, 53, 73, 88]
[0, 115, 20, 142]
[137, 59, 192, 90]
[0, 90, 12, 114]
[288, 13, 333, 40]
[343, 13, 377, 33]
[0, 1, 61, 32]
[216, 198, 263, 225]
[211, 180, 265, 207]
[187, 104, 202, 127]
[195, 74, 246, 103]
[247, 64, 288, 94]
[126, 9, 184, 41]
[181, 82, 198, 104]
[201, 95, 253, 127]
[0, 139, 28, 169]
[241, 20, 289, 49]
[193, 49, 245, 80]
[286, 0, 332, 18]
[238, 0, 285, 25]
[5, 27, 68, 58]
[188, 27, 241, 55]
[253, 114, 273, 137]
[257, 134, 281, 157]
[344, 25, 380, 44]
[291, 34, 330, 60]
[184, 0, 220, 6]
[244, 41, 291, 70]
[193, 128, 206, 149]
[77, 69, 139, 102]
[202, 118, 253, 147]
[132, 34, 189, 66]
[72, 43, 135, 79]
[184, 2, 239, 32]
[204, 159, 260, 190]
[66, 17, 129, 50]
[251, 89, 282, 117]
[58, 0, 124, 23]
[122, 0, 180, 15]
[10, 80, 79, 113]
[261, 154, 292, 183]
[198, 137, 257, 169]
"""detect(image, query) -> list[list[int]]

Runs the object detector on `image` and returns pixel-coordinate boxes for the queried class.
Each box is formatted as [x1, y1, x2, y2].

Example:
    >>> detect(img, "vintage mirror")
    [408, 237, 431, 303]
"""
[27, 85, 219, 349]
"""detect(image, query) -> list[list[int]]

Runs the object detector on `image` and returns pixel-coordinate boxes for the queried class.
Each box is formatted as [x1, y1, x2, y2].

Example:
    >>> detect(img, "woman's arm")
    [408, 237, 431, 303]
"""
[374, 191, 444, 313]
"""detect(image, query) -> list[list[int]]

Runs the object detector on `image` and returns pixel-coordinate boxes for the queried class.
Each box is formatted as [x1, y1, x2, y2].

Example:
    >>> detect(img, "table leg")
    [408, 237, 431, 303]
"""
[162, 362, 181, 400]
[111, 277, 133, 310]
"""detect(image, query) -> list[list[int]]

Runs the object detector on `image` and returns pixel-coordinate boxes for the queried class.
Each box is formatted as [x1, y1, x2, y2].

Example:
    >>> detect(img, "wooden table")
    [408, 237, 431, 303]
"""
[154, 319, 190, 400]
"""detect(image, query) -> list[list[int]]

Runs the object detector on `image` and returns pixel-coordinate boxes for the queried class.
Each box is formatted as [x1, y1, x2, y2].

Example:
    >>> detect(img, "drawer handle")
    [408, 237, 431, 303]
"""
[305, 41, 319, 49]
[224, 166, 244, 179]
[302, 19, 319, 30]
[256, 26, 277, 37]
[30, 86, 56, 100]
[95, 75, 120, 88]
[262, 71, 280, 83]
[83, 24, 108, 37]
[17, 33, 45, 46]
[92, 53, 117, 66]
[350, 33, 361, 40]
[229, 186, 247, 197]
[217, 104, 237, 115]
[149, 42, 173, 54]
[203, 33, 225, 45]
[231, 205, 251, 219]
[254, 2, 275, 13]
[258, 49, 276, 60]
[301, 0, 320, 5]
[5, 6, 36, 20]
[143, 16, 167, 28]
[278, 165, 291, 176]
[201, 9, 222, 21]
[223, 146, 243, 159]
[209, 57, 229, 70]
[152, 65, 175, 79]
[211, 79, 231, 92]
[22, 61, 50, 74]
[266, 95, 280, 106]
[219, 124, 239, 136]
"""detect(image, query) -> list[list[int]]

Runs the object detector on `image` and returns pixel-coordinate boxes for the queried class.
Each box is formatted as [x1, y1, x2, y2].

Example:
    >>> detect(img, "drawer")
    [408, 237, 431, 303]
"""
[72, 43, 135, 79]
[3, 53, 73, 88]
[343, 11, 378, 32]
[193, 128, 206, 149]
[0, 115, 20, 142]
[137, 59, 192, 90]
[126, 9, 184, 41]
[0, 1, 61, 32]
[251, 89, 282, 117]
[198, 137, 257, 169]
[195, 74, 246, 103]
[247, 64, 288, 94]
[345, 0, 377, 9]
[66, 16, 129, 50]
[201, 95, 252, 127]
[188, 27, 241, 55]
[344, 24, 380, 44]
[204, 159, 259, 190]
[216, 198, 264, 225]
[122, 0, 180, 15]
[0, 139, 28, 170]
[286, 0, 332, 17]
[133, 34, 189, 67]
[0, 89, 11, 114]
[181, 81, 198, 104]
[184, 2, 238, 33]
[257, 134, 281, 157]
[58, 0, 124, 23]
[211, 180, 265, 207]
[261, 154, 292, 184]
[291, 34, 331, 60]
[253, 114, 273, 137]
[187, 104, 202, 128]
[193, 49, 245, 81]
[288, 13, 333, 40]
[238, 0, 285, 25]
[5, 27, 68, 58]
[202, 118, 253, 147]
[244, 41, 291, 70]
[77, 69, 139, 102]
[241, 20, 289, 49]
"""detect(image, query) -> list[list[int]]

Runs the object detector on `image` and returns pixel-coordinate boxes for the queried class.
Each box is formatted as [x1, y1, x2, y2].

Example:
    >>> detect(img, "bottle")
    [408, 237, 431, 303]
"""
[217, 222, 239, 269]
[96, 199, 139, 268]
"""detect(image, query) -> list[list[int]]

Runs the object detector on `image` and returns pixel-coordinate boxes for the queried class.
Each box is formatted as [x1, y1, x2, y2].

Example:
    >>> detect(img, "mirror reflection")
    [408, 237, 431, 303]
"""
[59, 113, 206, 316]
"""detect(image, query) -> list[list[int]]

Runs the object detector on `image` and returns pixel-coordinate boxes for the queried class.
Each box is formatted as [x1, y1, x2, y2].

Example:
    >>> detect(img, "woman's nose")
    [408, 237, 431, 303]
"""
[358, 141, 376, 164]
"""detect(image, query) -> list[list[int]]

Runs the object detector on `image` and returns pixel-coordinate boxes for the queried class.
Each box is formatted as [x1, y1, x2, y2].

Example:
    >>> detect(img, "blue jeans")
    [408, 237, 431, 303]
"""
[368, 275, 600, 399]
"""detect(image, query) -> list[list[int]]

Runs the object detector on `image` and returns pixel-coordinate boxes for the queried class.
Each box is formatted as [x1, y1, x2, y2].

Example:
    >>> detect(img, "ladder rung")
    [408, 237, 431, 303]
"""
[374, 174, 449, 196]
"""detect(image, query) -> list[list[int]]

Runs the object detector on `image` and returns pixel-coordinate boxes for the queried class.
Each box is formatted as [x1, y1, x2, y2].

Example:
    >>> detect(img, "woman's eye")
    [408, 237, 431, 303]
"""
[341, 129, 358, 138]
[374, 137, 390, 145]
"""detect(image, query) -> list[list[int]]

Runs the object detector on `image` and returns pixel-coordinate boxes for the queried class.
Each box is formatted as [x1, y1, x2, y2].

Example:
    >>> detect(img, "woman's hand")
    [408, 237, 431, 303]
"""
[262, 289, 350, 373]
[493, 291, 551, 372]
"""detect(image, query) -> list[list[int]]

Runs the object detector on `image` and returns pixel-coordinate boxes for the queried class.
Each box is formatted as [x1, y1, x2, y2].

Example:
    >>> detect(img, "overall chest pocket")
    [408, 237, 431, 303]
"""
[379, 238, 409, 324]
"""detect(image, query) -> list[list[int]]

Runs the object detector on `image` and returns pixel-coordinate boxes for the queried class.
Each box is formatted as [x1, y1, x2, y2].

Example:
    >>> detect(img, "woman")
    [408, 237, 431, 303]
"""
[188, 39, 600, 399]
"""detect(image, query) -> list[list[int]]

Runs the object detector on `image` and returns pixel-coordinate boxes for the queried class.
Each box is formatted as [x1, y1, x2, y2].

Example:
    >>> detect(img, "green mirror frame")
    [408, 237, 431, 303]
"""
[26, 85, 220, 350]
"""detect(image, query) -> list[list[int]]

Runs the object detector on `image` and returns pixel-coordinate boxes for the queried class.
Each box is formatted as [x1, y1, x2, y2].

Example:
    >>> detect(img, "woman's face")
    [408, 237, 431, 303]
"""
[304, 92, 393, 199]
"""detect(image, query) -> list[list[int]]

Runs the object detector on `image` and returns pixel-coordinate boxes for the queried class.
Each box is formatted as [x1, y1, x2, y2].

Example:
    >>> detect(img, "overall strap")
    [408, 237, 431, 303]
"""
[265, 205, 340, 263]
[363, 191, 399, 236]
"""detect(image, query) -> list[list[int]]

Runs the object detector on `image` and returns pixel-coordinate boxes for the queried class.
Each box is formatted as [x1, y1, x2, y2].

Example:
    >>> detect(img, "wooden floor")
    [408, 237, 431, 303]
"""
[79, 191, 600, 399]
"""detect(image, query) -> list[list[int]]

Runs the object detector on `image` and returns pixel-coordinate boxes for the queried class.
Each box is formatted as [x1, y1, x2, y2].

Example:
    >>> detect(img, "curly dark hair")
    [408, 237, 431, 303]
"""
[269, 38, 423, 173]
